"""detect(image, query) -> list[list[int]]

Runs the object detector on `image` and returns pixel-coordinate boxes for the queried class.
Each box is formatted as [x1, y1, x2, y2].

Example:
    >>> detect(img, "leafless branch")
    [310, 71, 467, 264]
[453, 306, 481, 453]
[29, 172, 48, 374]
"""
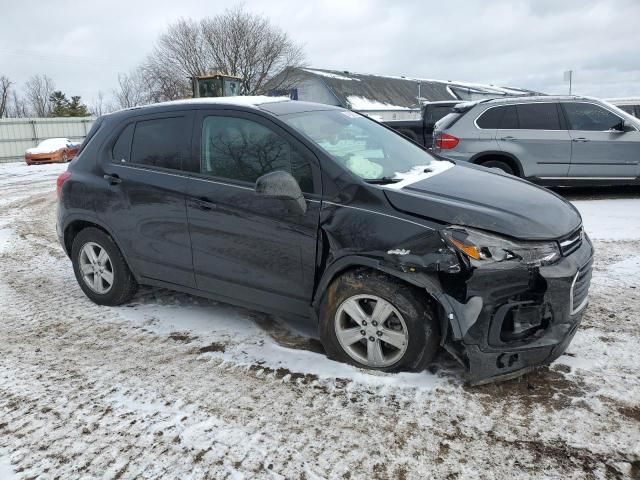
[24, 74, 55, 117]
[0, 76, 11, 118]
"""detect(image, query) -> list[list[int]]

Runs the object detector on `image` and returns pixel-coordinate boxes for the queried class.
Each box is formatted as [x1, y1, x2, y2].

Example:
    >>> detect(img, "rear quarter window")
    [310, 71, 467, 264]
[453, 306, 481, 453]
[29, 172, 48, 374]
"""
[476, 107, 504, 129]
[111, 123, 134, 162]
[129, 116, 191, 170]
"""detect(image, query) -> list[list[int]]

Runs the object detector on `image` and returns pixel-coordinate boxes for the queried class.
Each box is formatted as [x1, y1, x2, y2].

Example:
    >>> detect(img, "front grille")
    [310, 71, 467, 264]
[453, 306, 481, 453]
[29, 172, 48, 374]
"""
[570, 257, 593, 314]
[559, 228, 583, 256]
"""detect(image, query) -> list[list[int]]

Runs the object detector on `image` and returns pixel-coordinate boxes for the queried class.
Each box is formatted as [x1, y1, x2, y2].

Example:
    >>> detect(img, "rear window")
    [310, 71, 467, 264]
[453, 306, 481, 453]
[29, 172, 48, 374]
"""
[130, 116, 191, 170]
[516, 103, 561, 130]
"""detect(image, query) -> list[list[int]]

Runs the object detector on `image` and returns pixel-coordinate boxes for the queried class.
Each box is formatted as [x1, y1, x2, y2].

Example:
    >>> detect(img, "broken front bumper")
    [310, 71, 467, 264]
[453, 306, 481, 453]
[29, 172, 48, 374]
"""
[439, 234, 594, 384]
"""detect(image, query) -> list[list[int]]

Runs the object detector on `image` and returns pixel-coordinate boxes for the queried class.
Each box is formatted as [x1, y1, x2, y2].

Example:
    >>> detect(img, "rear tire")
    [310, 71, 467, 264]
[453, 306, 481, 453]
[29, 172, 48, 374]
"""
[71, 227, 137, 306]
[319, 269, 439, 372]
[481, 159, 516, 176]
[61, 151, 68, 163]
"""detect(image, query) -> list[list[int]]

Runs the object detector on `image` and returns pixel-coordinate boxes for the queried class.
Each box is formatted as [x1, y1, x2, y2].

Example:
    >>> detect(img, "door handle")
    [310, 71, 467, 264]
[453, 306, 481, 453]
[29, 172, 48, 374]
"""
[500, 136, 516, 141]
[103, 173, 122, 185]
[572, 137, 589, 142]
[192, 197, 216, 211]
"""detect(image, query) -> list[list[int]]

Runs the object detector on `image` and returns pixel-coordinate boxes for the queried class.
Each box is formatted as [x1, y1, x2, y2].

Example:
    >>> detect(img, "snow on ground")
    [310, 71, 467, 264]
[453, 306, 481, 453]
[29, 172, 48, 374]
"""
[573, 198, 640, 240]
[0, 161, 639, 479]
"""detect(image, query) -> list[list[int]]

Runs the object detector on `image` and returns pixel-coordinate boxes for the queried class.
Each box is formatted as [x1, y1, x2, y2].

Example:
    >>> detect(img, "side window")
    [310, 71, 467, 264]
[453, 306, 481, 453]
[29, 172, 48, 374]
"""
[130, 116, 190, 170]
[563, 103, 622, 131]
[111, 123, 134, 162]
[476, 107, 504, 129]
[516, 103, 561, 130]
[499, 105, 518, 129]
[200, 115, 314, 193]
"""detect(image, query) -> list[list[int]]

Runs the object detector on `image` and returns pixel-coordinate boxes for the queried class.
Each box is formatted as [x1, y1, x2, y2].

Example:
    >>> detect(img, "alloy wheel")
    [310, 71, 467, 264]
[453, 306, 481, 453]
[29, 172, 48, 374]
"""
[79, 242, 114, 294]
[334, 294, 409, 367]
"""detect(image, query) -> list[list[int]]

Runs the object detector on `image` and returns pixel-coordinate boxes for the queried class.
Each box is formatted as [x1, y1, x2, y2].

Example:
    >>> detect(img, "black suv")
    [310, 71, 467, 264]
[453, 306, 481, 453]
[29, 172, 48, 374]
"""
[57, 97, 593, 383]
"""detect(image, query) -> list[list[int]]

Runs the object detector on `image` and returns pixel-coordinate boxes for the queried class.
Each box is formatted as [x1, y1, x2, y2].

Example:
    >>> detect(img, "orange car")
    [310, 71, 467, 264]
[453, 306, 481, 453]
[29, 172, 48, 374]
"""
[25, 138, 81, 165]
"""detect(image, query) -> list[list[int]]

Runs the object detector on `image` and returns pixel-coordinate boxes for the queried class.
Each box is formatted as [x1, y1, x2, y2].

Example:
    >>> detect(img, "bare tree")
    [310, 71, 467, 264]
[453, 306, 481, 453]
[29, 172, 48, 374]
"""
[112, 70, 149, 109]
[201, 6, 305, 94]
[0, 76, 11, 118]
[138, 7, 305, 100]
[7, 90, 29, 118]
[90, 90, 108, 116]
[24, 74, 55, 117]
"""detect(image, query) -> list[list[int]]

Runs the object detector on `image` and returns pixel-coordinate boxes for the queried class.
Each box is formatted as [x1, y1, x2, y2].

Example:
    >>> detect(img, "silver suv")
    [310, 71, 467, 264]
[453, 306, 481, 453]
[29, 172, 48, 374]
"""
[433, 96, 640, 185]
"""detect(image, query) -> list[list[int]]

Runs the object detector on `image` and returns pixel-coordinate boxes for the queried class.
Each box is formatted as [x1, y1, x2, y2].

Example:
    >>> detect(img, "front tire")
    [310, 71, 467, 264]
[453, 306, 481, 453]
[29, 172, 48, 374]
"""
[319, 269, 439, 372]
[71, 227, 137, 306]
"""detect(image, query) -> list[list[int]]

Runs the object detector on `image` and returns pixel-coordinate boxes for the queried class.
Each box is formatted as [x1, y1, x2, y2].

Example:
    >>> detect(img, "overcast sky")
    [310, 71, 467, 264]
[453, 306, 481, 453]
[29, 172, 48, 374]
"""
[2, 0, 639, 105]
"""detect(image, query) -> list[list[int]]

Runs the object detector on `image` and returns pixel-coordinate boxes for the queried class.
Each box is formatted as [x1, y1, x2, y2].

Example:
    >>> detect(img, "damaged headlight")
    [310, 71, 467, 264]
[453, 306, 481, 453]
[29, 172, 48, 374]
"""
[441, 226, 560, 267]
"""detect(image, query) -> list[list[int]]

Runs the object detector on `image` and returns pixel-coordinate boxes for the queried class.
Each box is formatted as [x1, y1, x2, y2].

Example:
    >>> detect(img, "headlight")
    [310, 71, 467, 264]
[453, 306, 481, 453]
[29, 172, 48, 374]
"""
[441, 226, 560, 266]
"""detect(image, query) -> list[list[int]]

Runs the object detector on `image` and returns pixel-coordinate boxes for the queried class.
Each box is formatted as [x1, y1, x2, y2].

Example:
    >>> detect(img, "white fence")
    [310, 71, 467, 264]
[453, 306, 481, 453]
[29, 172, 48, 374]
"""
[0, 117, 96, 163]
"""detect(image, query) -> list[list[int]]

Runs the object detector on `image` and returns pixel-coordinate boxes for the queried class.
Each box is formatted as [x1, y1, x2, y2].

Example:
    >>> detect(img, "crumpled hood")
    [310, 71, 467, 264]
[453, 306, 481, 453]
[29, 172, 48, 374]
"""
[384, 163, 582, 240]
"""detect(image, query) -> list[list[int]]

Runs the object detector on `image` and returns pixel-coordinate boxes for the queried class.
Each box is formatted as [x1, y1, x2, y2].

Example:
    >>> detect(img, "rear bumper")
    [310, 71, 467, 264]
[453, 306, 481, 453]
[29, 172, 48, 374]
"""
[440, 233, 594, 384]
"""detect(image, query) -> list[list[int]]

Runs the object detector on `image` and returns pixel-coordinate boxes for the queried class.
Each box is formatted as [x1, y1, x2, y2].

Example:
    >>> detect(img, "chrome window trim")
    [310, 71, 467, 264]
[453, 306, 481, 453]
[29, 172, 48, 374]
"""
[473, 100, 639, 132]
[473, 102, 564, 131]
[560, 100, 639, 132]
[108, 165, 435, 228]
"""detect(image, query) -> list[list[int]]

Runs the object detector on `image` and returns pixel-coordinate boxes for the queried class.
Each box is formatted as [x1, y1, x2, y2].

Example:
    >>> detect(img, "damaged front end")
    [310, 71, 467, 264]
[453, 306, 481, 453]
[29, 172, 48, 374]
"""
[434, 225, 594, 384]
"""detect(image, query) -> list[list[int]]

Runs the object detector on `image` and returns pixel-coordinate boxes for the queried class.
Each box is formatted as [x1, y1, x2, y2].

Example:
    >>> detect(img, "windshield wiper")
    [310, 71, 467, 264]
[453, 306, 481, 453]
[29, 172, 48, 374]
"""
[364, 176, 401, 185]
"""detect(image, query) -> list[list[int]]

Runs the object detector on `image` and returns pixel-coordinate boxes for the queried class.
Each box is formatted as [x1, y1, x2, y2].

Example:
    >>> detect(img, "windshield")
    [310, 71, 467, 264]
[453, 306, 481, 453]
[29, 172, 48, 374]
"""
[281, 110, 446, 181]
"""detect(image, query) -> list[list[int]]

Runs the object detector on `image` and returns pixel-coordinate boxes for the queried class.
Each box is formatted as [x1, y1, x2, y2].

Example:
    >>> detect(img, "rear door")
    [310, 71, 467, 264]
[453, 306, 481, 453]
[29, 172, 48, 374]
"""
[99, 112, 196, 288]
[185, 109, 322, 316]
[561, 101, 640, 179]
[496, 102, 571, 178]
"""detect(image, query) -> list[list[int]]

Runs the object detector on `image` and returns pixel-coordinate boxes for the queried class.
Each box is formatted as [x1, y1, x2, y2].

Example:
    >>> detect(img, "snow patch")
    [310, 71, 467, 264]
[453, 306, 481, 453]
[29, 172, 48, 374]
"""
[25, 138, 74, 155]
[572, 198, 640, 240]
[302, 69, 360, 81]
[0, 452, 16, 480]
[346, 95, 411, 111]
[383, 162, 454, 190]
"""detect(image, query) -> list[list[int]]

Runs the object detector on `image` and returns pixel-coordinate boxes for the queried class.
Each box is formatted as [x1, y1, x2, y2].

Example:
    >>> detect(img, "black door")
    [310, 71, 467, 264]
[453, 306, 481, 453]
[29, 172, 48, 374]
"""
[97, 111, 196, 288]
[185, 109, 322, 316]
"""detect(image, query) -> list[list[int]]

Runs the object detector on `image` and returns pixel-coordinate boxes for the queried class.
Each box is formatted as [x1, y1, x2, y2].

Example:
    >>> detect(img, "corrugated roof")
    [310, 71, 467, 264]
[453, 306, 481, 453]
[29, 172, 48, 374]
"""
[274, 67, 541, 109]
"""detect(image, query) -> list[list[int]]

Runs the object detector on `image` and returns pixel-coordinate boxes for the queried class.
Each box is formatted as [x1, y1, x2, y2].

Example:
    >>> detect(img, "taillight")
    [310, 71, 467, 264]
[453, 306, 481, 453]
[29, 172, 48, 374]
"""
[435, 133, 460, 150]
[56, 171, 71, 198]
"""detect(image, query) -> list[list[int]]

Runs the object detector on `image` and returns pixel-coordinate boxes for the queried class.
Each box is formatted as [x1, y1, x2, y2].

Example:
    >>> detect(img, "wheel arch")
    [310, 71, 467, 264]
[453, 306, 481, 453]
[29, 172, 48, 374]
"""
[312, 256, 448, 333]
[64, 217, 140, 281]
[469, 151, 524, 177]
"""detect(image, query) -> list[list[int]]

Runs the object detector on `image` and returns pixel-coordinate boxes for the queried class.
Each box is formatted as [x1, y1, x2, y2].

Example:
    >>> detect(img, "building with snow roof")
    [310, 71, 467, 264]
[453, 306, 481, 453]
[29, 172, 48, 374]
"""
[267, 67, 541, 121]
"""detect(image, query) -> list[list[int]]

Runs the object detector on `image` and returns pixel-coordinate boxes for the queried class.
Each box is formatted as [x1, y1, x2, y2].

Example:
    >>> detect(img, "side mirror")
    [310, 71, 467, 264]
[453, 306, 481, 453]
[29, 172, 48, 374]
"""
[613, 120, 635, 132]
[255, 170, 307, 214]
